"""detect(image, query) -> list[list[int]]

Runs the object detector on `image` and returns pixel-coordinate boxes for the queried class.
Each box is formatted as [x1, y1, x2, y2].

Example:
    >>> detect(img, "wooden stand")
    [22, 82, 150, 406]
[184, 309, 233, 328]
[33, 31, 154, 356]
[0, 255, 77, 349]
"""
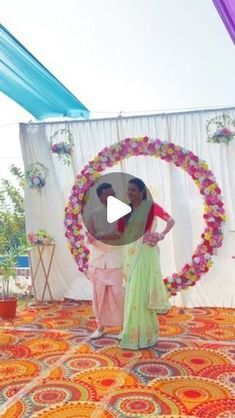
[25, 244, 55, 306]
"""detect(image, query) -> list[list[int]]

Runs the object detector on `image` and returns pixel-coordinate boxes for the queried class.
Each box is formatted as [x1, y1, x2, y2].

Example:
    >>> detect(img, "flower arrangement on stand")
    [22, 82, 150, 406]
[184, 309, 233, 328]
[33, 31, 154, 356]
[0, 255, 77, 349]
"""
[25, 163, 48, 190]
[65, 136, 225, 296]
[50, 129, 74, 165]
[28, 230, 54, 246]
[206, 113, 235, 144]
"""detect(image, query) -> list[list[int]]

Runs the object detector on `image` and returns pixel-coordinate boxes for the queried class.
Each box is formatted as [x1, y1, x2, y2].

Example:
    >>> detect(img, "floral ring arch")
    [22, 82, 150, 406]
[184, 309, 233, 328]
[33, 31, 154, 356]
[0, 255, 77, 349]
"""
[65, 137, 225, 296]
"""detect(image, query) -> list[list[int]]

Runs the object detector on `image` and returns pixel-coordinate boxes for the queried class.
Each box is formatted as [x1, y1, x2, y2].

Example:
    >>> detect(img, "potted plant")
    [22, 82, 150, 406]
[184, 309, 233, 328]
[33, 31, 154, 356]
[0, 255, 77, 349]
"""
[0, 239, 31, 319]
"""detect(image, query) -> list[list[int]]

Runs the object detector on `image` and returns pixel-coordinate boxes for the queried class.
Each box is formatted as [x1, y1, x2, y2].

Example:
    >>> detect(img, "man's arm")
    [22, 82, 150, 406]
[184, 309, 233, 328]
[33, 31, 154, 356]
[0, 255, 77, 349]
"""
[86, 213, 96, 234]
[86, 214, 96, 244]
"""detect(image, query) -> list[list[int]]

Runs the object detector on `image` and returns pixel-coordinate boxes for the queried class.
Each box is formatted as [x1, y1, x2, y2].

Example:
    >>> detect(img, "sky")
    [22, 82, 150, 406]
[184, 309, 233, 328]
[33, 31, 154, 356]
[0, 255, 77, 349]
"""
[0, 0, 235, 180]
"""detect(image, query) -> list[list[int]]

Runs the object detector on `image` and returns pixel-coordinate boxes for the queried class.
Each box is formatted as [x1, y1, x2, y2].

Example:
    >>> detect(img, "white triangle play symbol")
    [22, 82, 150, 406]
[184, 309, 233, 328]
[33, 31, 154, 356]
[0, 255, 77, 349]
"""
[107, 196, 132, 223]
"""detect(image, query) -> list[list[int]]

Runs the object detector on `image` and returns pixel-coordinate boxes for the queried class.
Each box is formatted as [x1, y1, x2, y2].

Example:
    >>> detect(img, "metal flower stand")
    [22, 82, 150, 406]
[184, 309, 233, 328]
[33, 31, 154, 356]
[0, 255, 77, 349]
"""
[25, 244, 55, 306]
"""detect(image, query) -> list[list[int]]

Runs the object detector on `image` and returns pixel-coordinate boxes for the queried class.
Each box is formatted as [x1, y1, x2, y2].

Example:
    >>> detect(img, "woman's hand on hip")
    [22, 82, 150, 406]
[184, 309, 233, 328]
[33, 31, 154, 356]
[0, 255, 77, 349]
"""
[143, 232, 164, 246]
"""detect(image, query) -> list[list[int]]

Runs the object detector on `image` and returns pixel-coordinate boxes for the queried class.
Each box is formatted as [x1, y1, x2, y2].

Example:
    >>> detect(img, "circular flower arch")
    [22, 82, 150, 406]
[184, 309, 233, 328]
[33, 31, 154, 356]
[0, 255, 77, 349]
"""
[64, 137, 226, 296]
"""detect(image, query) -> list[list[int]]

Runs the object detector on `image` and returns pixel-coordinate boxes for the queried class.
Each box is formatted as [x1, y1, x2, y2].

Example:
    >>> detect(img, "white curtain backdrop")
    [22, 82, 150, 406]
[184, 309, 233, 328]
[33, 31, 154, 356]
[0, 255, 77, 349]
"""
[19, 108, 235, 307]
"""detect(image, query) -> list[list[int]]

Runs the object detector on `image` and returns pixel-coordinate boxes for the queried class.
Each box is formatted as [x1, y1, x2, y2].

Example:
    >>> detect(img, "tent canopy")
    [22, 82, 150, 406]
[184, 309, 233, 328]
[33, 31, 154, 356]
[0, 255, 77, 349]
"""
[0, 24, 89, 119]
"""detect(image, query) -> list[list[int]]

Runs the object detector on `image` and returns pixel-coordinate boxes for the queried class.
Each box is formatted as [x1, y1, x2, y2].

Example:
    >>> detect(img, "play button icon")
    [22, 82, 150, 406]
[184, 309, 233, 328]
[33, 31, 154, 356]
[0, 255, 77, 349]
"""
[107, 196, 132, 223]
[81, 172, 153, 246]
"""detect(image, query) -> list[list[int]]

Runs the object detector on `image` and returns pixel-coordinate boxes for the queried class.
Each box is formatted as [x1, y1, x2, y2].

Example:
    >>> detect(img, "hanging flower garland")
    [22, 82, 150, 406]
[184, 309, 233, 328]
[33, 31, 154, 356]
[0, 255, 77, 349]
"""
[25, 162, 48, 190]
[50, 128, 74, 165]
[65, 137, 226, 296]
[206, 113, 235, 144]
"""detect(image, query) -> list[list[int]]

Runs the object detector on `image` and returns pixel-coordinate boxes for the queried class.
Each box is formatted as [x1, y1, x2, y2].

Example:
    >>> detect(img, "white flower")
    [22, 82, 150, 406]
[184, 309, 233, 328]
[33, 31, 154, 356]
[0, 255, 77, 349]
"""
[33, 176, 40, 185]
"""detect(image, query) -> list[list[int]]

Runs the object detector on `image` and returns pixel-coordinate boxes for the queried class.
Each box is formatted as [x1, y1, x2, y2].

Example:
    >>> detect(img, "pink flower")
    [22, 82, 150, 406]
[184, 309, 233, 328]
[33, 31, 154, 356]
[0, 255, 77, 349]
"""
[222, 128, 231, 136]
[51, 144, 58, 151]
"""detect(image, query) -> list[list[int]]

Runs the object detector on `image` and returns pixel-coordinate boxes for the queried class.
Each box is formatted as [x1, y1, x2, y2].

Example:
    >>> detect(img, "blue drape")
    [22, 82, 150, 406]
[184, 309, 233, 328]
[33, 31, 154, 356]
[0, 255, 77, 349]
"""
[0, 24, 89, 119]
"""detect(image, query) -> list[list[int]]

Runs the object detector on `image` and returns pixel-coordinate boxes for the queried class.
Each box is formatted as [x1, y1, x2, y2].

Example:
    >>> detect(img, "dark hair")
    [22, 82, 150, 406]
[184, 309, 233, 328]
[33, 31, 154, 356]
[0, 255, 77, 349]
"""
[129, 177, 147, 200]
[124, 177, 147, 224]
[96, 182, 112, 198]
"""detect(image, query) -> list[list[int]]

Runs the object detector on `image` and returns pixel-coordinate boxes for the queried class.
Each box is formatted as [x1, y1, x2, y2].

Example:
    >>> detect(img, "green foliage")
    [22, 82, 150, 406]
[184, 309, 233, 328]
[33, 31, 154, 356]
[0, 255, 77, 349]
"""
[0, 164, 26, 252]
[0, 165, 30, 299]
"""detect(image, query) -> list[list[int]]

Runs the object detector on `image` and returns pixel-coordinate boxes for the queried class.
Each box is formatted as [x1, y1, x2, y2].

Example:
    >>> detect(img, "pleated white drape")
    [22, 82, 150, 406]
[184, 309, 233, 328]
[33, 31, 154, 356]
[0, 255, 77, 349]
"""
[20, 108, 235, 307]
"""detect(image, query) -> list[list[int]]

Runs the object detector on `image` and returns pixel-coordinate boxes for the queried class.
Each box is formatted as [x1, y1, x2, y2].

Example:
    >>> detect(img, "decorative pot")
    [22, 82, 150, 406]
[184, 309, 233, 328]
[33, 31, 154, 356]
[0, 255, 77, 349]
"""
[0, 297, 17, 319]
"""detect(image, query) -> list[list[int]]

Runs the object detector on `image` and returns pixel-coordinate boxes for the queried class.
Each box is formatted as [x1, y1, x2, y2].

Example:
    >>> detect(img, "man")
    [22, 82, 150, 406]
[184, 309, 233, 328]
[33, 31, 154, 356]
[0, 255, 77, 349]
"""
[86, 183, 124, 339]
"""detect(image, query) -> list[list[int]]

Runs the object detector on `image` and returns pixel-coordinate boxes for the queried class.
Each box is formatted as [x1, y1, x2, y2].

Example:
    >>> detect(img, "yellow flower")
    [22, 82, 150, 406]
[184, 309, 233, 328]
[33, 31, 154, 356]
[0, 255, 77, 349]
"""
[167, 148, 174, 155]
[208, 184, 216, 192]
[221, 214, 227, 221]
[201, 162, 208, 170]
[135, 137, 144, 142]
[76, 176, 86, 184]
[207, 259, 213, 267]
[73, 208, 80, 214]
[91, 171, 100, 180]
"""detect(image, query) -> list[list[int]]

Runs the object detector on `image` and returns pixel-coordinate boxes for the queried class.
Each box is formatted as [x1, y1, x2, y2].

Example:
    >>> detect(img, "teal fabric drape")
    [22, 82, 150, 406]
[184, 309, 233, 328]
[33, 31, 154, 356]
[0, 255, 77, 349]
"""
[0, 24, 89, 119]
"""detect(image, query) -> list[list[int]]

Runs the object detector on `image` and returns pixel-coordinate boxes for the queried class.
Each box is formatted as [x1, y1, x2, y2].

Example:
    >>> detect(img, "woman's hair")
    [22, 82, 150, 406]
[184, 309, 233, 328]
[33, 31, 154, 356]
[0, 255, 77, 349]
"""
[124, 177, 147, 224]
[129, 177, 147, 200]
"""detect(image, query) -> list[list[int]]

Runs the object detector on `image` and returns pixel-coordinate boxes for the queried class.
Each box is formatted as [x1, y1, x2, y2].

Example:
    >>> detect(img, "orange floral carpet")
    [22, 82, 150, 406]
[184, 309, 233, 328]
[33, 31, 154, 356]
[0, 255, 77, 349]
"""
[0, 301, 234, 417]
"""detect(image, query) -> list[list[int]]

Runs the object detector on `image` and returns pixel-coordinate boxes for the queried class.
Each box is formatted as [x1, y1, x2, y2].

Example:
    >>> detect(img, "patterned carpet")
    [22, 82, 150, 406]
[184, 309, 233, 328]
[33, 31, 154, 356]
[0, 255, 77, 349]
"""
[0, 301, 234, 417]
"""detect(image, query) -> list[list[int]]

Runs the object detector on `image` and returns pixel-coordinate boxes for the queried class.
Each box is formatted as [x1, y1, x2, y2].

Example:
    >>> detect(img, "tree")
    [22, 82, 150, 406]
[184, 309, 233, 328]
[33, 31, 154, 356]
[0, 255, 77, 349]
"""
[0, 165, 26, 253]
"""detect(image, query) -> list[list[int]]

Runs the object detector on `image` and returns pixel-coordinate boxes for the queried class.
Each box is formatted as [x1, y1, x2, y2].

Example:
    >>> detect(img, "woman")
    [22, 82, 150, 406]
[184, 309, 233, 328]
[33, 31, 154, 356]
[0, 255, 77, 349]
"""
[118, 178, 175, 350]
